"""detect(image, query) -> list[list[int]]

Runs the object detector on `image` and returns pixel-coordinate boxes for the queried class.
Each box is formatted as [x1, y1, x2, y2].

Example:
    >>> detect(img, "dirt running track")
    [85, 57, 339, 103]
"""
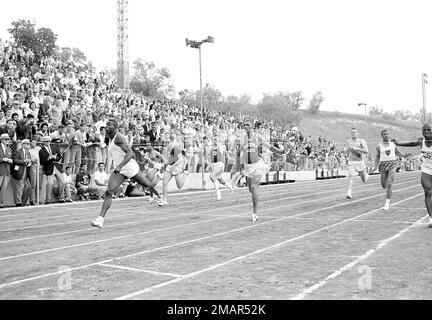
[0, 171, 430, 300]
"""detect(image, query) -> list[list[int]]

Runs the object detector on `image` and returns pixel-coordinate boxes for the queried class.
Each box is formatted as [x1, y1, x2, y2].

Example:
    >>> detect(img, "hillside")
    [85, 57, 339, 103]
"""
[297, 110, 423, 156]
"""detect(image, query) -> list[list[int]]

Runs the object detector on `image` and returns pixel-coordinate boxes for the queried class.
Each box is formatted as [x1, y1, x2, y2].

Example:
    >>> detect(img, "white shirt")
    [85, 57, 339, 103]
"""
[421, 138, 432, 175]
[379, 142, 397, 162]
[93, 170, 108, 186]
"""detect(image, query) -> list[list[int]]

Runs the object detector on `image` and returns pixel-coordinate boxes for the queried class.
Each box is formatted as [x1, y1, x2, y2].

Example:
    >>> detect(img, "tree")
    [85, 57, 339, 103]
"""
[34, 27, 57, 58]
[129, 59, 175, 99]
[200, 83, 223, 109]
[257, 93, 301, 126]
[308, 91, 324, 114]
[369, 105, 384, 116]
[59, 47, 73, 63]
[289, 91, 305, 110]
[72, 48, 87, 64]
[7, 19, 36, 50]
[8, 19, 57, 61]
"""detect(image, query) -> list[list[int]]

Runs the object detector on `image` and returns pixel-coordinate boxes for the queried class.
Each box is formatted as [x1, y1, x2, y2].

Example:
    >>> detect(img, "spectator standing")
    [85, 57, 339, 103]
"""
[39, 136, 65, 204]
[11, 139, 32, 206]
[0, 133, 13, 208]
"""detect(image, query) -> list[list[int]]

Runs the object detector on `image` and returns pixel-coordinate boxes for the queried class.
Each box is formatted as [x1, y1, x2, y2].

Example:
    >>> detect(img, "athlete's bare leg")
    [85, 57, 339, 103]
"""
[133, 172, 161, 199]
[385, 169, 396, 200]
[359, 170, 368, 183]
[380, 170, 388, 189]
[420, 173, 432, 221]
[91, 173, 127, 227]
[247, 174, 262, 220]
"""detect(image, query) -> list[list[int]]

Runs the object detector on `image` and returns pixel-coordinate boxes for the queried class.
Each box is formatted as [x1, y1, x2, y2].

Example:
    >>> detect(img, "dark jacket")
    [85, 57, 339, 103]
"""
[0, 143, 12, 176]
[11, 148, 30, 180]
[39, 143, 63, 176]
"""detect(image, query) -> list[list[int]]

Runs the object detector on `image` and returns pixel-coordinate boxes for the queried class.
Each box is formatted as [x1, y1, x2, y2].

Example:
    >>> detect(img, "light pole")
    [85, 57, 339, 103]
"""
[358, 103, 368, 142]
[186, 36, 214, 190]
[422, 73, 428, 123]
[358, 102, 368, 166]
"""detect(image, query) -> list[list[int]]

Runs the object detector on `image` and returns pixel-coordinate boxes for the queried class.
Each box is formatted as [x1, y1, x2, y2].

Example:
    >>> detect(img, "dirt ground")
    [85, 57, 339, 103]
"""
[0, 171, 430, 300]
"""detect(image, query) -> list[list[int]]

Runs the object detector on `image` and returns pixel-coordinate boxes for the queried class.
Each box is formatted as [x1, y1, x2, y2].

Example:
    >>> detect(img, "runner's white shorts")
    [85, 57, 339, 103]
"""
[244, 159, 267, 178]
[119, 159, 140, 178]
[347, 160, 366, 177]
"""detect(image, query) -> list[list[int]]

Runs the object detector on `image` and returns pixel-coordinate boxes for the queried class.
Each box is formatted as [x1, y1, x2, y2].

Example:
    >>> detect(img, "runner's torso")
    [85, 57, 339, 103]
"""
[241, 133, 262, 164]
[379, 142, 397, 162]
[109, 132, 128, 167]
[347, 139, 366, 162]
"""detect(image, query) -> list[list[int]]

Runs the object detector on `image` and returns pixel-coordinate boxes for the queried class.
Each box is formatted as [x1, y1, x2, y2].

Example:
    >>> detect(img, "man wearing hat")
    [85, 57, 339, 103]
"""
[39, 136, 66, 204]
[0, 133, 13, 208]
[11, 140, 32, 206]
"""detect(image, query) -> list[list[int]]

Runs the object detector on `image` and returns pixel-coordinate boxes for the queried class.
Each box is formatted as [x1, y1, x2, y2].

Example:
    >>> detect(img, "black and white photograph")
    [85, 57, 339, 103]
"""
[0, 0, 432, 308]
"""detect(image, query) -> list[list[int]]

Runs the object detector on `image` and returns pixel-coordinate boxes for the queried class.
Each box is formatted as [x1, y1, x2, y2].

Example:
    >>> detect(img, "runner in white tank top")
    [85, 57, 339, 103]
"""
[393, 123, 432, 227]
[205, 136, 233, 201]
[91, 120, 160, 228]
[240, 120, 285, 222]
[344, 128, 369, 199]
[372, 129, 409, 210]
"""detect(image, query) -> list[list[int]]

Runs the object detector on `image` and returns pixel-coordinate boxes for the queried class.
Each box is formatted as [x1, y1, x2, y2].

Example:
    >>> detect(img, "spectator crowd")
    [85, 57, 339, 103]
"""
[0, 38, 388, 208]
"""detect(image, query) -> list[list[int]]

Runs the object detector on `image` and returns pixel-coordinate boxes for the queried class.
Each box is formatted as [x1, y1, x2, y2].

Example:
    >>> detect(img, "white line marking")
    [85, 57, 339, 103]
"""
[0, 175, 417, 233]
[0, 178, 350, 224]
[0, 186, 420, 291]
[0, 177, 388, 241]
[0, 173, 416, 219]
[0, 184, 418, 260]
[290, 215, 428, 300]
[115, 193, 422, 300]
[115, 193, 423, 300]
[97, 263, 183, 278]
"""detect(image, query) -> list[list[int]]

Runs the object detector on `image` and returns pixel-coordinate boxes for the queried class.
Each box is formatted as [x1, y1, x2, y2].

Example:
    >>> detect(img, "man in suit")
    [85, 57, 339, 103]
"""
[148, 122, 159, 144]
[16, 114, 37, 141]
[39, 136, 66, 204]
[11, 140, 32, 207]
[0, 133, 13, 208]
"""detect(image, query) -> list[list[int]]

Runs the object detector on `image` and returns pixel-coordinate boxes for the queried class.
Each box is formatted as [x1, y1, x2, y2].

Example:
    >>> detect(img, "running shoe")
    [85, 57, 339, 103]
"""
[91, 216, 104, 228]
[251, 214, 259, 222]
[158, 199, 168, 207]
[148, 197, 155, 202]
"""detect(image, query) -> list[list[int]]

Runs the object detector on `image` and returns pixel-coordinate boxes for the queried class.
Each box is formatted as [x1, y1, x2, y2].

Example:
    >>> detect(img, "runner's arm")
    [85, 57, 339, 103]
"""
[373, 145, 380, 172]
[392, 138, 422, 147]
[395, 146, 411, 158]
[259, 136, 284, 155]
[353, 139, 368, 154]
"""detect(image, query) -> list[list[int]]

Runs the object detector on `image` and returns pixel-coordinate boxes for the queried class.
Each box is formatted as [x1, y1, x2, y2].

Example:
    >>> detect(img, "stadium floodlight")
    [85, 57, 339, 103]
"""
[186, 36, 214, 190]
[422, 73, 428, 123]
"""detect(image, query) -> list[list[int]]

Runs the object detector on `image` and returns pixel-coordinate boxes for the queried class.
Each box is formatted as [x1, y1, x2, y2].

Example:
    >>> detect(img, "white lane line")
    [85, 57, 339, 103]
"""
[0, 179, 345, 224]
[290, 214, 428, 300]
[0, 173, 415, 219]
[0, 186, 420, 290]
[0, 178, 382, 238]
[0, 175, 417, 232]
[0, 183, 417, 259]
[97, 263, 183, 278]
[115, 193, 423, 300]
[0, 181, 356, 236]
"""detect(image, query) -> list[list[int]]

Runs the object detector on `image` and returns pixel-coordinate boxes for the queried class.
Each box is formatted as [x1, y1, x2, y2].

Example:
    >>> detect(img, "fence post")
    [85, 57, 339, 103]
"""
[36, 162, 40, 207]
